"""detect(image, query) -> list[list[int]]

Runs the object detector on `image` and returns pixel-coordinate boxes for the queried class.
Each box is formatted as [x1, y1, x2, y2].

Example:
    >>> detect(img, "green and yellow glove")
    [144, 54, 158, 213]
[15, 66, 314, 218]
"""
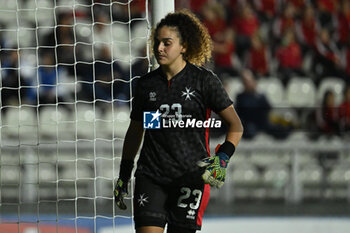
[197, 142, 235, 188]
[114, 178, 128, 210]
[114, 160, 133, 210]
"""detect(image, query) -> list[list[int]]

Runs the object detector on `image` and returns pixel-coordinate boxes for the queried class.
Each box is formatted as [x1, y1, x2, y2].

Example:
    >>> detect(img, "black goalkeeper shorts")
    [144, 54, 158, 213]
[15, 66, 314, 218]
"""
[133, 172, 210, 230]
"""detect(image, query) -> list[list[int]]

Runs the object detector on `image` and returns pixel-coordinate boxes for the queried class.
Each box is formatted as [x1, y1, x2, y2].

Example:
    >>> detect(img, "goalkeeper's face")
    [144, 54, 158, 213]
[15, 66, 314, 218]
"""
[154, 26, 186, 67]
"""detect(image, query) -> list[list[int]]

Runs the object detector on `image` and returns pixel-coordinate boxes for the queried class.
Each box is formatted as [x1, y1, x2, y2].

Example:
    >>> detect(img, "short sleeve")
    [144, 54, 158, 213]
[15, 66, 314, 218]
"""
[203, 72, 233, 113]
[130, 81, 144, 121]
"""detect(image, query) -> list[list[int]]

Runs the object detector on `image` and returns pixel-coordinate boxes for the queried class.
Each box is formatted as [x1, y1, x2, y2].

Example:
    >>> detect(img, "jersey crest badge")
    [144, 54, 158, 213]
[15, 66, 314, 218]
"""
[181, 87, 195, 101]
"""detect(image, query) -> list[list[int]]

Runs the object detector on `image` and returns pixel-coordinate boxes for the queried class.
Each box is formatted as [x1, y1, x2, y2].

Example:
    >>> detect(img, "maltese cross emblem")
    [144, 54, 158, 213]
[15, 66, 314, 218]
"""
[137, 193, 149, 207]
[182, 87, 195, 100]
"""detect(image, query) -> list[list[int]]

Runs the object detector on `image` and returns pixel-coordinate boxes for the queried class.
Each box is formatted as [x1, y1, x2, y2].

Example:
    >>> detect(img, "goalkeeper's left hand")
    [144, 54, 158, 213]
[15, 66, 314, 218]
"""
[197, 152, 229, 188]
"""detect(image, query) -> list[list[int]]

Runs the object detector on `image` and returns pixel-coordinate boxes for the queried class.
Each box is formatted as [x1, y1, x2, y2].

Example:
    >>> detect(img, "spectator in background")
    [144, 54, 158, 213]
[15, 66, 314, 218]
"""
[314, 28, 342, 82]
[94, 62, 116, 103]
[201, 2, 237, 78]
[315, 89, 340, 136]
[295, 5, 319, 53]
[236, 69, 290, 139]
[128, 0, 147, 19]
[316, 0, 339, 29]
[225, 0, 240, 23]
[0, 49, 30, 111]
[93, 12, 113, 62]
[343, 37, 350, 84]
[275, 29, 303, 85]
[42, 12, 81, 76]
[189, 0, 208, 15]
[253, 0, 278, 43]
[231, 2, 259, 59]
[254, 0, 278, 23]
[131, 46, 149, 79]
[78, 60, 129, 111]
[236, 69, 270, 139]
[92, 11, 130, 72]
[212, 28, 237, 78]
[286, 0, 307, 18]
[339, 86, 350, 133]
[111, 0, 146, 24]
[273, 2, 296, 45]
[89, 11, 132, 109]
[334, 0, 350, 48]
[245, 32, 270, 77]
[27, 51, 71, 110]
[314, 89, 340, 168]
[201, 2, 227, 39]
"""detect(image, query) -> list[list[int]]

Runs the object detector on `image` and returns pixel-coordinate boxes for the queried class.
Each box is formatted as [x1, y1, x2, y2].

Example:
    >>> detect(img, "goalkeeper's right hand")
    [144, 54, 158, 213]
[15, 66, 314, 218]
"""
[114, 178, 128, 210]
[114, 159, 134, 210]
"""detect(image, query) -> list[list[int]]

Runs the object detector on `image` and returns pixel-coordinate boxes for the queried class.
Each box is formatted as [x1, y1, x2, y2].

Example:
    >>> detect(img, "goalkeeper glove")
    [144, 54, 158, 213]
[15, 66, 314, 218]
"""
[114, 159, 133, 210]
[197, 141, 235, 188]
[114, 178, 128, 210]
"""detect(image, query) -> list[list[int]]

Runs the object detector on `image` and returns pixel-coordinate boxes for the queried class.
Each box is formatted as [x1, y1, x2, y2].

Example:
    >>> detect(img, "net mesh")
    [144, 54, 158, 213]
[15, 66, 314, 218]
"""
[0, 0, 150, 232]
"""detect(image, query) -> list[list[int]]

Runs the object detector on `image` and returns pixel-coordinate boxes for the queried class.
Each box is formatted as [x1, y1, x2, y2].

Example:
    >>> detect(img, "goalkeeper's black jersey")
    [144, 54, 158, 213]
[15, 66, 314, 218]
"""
[131, 62, 233, 184]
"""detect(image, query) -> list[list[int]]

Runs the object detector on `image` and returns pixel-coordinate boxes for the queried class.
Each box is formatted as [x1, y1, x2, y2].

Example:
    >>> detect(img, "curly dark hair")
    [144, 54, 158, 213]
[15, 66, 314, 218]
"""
[151, 9, 212, 66]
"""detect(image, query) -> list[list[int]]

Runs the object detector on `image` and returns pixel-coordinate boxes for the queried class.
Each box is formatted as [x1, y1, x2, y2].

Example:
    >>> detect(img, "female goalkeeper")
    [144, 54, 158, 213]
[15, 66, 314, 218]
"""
[114, 9, 243, 233]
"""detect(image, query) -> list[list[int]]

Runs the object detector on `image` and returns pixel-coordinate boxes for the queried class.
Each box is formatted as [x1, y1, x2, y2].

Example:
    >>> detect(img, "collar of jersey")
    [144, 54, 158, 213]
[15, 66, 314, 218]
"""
[157, 61, 189, 84]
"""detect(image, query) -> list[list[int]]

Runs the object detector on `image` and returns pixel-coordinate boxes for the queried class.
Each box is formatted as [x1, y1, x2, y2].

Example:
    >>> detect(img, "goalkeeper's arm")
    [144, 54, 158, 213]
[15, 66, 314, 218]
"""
[219, 105, 243, 148]
[114, 120, 144, 210]
[198, 105, 243, 188]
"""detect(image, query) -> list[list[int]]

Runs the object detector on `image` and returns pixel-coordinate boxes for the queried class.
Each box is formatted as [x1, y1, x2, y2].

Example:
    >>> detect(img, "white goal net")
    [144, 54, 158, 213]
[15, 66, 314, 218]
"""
[0, 0, 152, 232]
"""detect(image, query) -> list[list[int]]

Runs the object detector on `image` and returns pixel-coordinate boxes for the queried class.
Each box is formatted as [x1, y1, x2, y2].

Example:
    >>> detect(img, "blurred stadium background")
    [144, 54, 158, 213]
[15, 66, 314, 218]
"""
[1, 0, 350, 233]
